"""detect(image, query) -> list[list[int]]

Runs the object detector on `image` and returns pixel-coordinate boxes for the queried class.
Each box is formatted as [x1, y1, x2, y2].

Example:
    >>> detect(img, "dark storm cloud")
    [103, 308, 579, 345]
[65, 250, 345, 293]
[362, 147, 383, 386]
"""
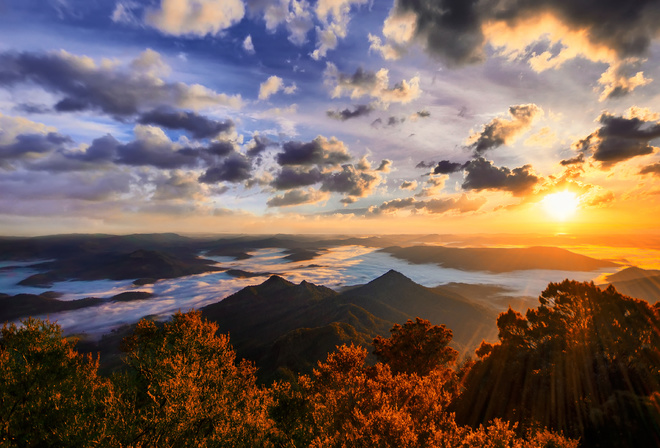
[326, 104, 374, 121]
[246, 135, 277, 157]
[0, 132, 72, 160]
[469, 104, 541, 154]
[276, 137, 351, 167]
[138, 108, 234, 139]
[0, 50, 238, 118]
[321, 165, 378, 197]
[68, 135, 119, 163]
[462, 157, 540, 196]
[270, 167, 323, 190]
[204, 141, 235, 157]
[391, 0, 660, 66]
[559, 153, 585, 166]
[115, 140, 199, 169]
[573, 111, 660, 167]
[639, 162, 660, 176]
[199, 153, 252, 184]
[433, 160, 465, 174]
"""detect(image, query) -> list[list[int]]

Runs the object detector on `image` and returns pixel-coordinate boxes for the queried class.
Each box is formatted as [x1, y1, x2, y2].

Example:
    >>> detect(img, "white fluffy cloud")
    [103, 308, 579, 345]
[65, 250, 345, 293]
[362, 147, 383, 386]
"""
[146, 0, 245, 37]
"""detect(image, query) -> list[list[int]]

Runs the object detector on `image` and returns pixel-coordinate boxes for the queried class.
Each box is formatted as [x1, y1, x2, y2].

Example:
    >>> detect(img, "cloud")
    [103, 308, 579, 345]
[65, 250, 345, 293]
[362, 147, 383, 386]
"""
[598, 59, 653, 101]
[246, 0, 314, 45]
[270, 166, 323, 189]
[276, 136, 351, 166]
[0, 169, 133, 203]
[0, 49, 242, 118]
[524, 126, 558, 148]
[243, 35, 256, 54]
[467, 104, 542, 154]
[369, 193, 485, 215]
[199, 152, 252, 183]
[0, 132, 72, 163]
[151, 170, 205, 201]
[415, 175, 446, 197]
[433, 160, 464, 175]
[462, 157, 540, 197]
[416, 194, 486, 214]
[311, 0, 369, 60]
[246, 135, 277, 157]
[114, 125, 200, 169]
[368, 11, 417, 60]
[258, 75, 296, 100]
[573, 108, 660, 168]
[559, 153, 585, 167]
[415, 160, 436, 169]
[266, 187, 329, 207]
[326, 104, 373, 121]
[400, 180, 418, 190]
[0, 113, 56, 144]
[145, 0, 245, 37]
[138, 108, 234, 139]
[324, 63, 421, 105]
[381, 0, 660, 67]
[320, 164, 379, 198]
[640, 162, 660, 177]
[375, 159, 392, 172]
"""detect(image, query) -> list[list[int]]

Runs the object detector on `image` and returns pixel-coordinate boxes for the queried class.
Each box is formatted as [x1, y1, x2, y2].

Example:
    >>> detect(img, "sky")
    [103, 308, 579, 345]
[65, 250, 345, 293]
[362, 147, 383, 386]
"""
[0, 0, 659, 236]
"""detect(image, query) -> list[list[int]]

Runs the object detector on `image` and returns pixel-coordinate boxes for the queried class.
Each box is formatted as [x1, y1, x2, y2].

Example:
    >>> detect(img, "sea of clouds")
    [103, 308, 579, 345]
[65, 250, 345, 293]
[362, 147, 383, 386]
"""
[0, 246, 618, 336]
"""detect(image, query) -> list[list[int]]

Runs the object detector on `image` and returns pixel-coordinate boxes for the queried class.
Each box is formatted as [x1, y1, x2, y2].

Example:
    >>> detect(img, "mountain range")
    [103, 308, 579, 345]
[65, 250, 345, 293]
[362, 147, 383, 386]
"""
[202, 270, 498, 380]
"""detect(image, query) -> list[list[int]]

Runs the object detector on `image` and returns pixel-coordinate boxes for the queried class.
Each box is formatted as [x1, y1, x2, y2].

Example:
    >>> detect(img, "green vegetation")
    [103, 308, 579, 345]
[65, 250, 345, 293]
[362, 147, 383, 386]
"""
[1, 280, 659, 447]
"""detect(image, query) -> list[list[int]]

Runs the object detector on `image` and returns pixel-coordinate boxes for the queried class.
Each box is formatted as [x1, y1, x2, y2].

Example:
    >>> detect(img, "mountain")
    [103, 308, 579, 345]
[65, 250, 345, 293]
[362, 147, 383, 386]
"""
[381, 245, 618, 273]
[202, 270, 498, 380]
[602, 267, 660, 304]
[17, 249, 223, 287]
[0, 292, 103, 322]
[337, 270, 498, 353]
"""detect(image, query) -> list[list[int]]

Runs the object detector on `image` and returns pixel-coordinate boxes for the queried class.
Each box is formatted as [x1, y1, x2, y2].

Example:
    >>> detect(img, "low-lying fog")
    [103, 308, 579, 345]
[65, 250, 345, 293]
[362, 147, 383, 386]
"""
[1, 245, 620, 337]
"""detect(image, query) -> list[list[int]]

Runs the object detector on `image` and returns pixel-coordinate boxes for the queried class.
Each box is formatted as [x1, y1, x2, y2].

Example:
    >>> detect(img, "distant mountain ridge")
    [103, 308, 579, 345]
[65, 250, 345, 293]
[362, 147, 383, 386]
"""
[202, 270, 498, 380]
[381, 245, 618, 273]
[602, 266, 660, 304]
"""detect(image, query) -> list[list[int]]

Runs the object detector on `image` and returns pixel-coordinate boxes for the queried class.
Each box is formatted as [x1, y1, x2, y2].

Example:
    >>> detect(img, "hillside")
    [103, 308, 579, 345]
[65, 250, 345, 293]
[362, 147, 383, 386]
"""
[602, 267, 660, 304]
[202, 270, 498, 379]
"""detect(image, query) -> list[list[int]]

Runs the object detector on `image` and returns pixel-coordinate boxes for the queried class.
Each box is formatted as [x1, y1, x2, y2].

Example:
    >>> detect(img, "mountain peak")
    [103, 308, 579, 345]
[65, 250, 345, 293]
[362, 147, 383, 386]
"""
[261, 275, 295, 290]
[373, 269, 414, 283]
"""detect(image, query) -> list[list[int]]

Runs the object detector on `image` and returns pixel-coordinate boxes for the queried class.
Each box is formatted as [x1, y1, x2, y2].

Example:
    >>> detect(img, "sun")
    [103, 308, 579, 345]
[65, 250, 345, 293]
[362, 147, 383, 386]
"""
[542, 191, 579, 221]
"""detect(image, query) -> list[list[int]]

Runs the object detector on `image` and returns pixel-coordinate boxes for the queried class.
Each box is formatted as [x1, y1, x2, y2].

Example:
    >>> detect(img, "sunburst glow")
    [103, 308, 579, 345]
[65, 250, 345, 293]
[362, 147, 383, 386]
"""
[542, 191, 579, 221]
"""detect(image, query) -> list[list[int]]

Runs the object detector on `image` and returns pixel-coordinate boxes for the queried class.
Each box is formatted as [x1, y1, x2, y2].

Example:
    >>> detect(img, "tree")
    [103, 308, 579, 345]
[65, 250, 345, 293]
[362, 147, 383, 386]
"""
[0, 318, 112, 447]
[457, 280, 660, 447]
[111, 310, 277, 447]
[373, 317, 458, 376]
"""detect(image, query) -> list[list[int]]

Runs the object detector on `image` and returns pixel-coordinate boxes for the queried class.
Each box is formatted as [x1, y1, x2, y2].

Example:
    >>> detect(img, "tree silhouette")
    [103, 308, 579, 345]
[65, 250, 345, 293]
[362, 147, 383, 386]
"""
[457, 280, 660, 447]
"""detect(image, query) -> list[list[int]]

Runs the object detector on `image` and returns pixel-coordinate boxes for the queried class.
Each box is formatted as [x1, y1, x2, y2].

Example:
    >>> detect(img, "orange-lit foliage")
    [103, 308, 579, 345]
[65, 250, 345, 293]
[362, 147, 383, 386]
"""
[373, 317, 458, 376]
[458, 280, 660, 447]
[272, 338, 577, 447]
[0, 318, 112, 446]
[112, 310, 277, 447]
